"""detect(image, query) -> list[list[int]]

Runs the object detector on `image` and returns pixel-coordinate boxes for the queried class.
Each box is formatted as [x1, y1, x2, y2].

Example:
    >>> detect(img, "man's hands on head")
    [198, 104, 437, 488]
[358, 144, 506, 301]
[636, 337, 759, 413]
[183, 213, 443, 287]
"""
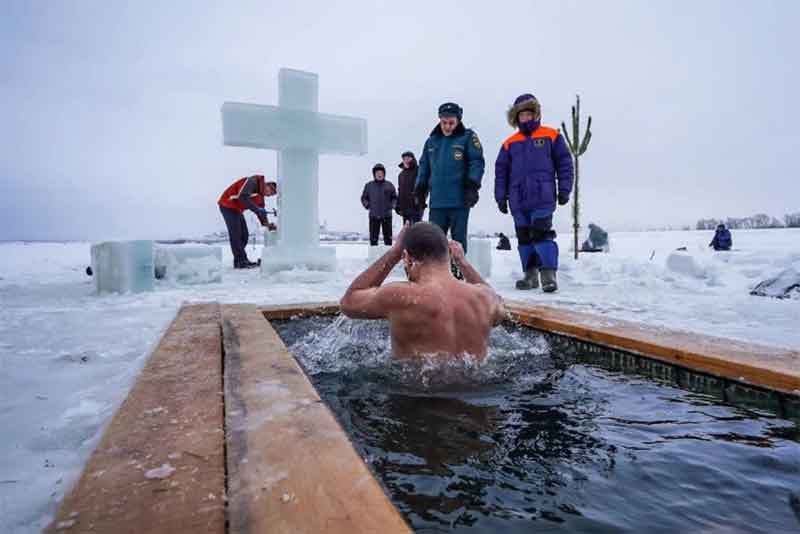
[448, 240, 466, 265]
[389, 222, 411, 259]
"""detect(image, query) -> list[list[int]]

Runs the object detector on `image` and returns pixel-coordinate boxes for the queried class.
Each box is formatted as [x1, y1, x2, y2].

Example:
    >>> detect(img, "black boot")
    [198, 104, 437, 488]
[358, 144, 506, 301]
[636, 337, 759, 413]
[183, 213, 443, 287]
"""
[540, 269, 558, 293]
[515, 267, 539, 290]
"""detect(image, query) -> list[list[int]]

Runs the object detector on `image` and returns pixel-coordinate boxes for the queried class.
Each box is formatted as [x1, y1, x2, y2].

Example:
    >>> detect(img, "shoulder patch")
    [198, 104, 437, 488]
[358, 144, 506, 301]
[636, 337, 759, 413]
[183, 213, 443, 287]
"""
[471, 134, 482, 150]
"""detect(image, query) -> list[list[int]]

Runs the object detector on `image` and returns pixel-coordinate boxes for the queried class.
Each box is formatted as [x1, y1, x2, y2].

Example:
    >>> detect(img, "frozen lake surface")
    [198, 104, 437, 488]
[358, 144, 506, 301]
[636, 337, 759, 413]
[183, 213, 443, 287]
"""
[0, 228, 798, 532]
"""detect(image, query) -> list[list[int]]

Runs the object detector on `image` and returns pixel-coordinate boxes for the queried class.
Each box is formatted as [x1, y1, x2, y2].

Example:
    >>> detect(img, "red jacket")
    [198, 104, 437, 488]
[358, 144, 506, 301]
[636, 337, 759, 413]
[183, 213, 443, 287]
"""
[218, 176, 265, 213]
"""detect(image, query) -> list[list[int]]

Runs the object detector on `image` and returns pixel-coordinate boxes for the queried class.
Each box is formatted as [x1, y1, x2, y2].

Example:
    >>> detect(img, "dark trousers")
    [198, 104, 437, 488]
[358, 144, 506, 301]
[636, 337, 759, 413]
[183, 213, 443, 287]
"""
[220, 206, 250, 266]
[369, 217, 393, 246]
[429, 208, 470, 252]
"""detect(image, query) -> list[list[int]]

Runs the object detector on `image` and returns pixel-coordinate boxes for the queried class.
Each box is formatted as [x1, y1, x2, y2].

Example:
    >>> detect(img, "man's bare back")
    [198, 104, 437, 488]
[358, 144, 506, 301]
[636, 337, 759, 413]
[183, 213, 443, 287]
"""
[340, 223, 505, 359]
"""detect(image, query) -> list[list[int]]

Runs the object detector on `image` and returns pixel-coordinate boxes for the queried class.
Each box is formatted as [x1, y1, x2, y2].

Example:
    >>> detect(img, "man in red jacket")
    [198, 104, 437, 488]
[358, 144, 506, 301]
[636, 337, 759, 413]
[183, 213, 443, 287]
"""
[218, 175, 277, 268]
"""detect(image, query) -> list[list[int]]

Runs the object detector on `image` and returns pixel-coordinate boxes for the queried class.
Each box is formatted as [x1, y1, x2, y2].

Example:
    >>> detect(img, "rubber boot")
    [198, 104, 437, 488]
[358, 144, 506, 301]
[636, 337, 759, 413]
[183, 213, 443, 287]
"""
[540, 269, 558, 293]
[515, 267, 539, 290]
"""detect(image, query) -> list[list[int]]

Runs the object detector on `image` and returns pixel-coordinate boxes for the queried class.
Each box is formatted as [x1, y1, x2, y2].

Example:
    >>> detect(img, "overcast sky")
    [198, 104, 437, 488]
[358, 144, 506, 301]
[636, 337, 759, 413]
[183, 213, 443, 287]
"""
[1, 0, 798, 241]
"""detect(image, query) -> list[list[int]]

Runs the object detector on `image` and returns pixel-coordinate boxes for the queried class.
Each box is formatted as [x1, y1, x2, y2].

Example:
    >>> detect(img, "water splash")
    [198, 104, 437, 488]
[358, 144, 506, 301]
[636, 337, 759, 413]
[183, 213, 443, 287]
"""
[276, 316, 557, 391]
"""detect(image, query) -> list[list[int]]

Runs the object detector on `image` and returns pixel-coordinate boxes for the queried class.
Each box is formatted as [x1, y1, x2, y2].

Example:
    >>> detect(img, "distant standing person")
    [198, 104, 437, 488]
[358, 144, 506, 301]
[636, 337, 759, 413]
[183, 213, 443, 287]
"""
[495, 94, 573, 292]
[361, 163, 397, 246]
[396, 151, 423, 225]
[709, 223, 732, 251]
[415, 102, 485, 253]
[218, 174, 277, 269]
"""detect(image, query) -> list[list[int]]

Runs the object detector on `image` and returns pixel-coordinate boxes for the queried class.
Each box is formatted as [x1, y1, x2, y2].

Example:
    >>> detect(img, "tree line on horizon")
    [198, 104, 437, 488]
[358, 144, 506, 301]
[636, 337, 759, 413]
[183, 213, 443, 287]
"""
[697, 212, 800, 230]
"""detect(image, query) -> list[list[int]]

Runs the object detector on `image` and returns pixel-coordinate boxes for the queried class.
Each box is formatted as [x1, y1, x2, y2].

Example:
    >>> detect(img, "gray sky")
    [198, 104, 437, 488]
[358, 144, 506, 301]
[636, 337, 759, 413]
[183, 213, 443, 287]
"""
[1, 0, 798, 240]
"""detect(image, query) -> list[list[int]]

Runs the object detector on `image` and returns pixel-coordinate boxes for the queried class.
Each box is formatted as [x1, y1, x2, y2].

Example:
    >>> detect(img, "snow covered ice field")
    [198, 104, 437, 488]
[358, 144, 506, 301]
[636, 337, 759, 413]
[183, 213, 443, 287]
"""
[1, 228, 799, 532]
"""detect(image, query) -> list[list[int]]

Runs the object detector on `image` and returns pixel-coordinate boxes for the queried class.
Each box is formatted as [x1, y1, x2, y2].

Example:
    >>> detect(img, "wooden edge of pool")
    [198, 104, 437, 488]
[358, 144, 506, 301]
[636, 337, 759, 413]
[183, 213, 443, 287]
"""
[261, 301, 341, 320]
[261, 300, 800, 396]
[503, 300, 800, 396]
[221, 303, 412, 534]
[45, 303, 227, 534]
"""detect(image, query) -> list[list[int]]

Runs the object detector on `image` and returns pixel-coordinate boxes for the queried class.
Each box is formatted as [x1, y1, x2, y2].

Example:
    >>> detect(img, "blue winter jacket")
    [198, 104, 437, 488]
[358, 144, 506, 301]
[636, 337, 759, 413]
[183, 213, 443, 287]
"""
[494, 124, 574, 213]
[710, 227, 732, 250]
[416, 123, 485, 209]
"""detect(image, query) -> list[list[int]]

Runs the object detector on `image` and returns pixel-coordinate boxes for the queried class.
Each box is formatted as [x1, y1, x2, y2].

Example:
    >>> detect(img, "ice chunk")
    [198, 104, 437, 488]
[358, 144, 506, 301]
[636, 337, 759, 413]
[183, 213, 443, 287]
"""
[154, 244, 222, 284]
[666, 251, 707, 279]
[467, 238, 493, 279]
[262, 245, 337, 274]
[262, 229, 279, 248]
[90, 240, 154, 294]
[144, 463, 175, 479]
[750, 266, 800, 299]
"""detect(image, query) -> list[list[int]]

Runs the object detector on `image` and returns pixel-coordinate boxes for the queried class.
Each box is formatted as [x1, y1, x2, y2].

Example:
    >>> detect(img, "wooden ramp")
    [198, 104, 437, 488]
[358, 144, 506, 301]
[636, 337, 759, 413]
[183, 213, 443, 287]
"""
[45, 303, 226, 534]
[47, 302, 411, 534]
[222, 304, 410, 534]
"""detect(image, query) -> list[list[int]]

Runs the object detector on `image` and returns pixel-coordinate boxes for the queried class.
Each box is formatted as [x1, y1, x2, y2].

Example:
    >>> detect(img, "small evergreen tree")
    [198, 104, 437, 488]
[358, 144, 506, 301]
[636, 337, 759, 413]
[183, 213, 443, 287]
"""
[561, 95, 593, 260]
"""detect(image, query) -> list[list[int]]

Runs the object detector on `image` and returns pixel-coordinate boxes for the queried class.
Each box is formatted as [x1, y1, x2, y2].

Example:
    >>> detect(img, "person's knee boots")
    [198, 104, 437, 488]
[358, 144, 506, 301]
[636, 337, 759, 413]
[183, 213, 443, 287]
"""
[540, 269, 558, 293]
[515, 267, 539, 290]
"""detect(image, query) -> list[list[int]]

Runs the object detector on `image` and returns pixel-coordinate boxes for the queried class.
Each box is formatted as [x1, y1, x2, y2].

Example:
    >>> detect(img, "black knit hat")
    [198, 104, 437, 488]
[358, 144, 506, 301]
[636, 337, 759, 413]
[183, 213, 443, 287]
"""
[401, 151, 414, 159]
[438, 102, 463, 120]
[372, 163, 386, 176]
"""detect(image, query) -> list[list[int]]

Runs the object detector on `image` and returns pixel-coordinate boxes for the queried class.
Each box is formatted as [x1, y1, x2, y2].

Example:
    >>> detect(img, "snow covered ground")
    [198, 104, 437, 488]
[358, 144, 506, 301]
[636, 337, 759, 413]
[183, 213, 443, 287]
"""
[1, 228, 799, 532]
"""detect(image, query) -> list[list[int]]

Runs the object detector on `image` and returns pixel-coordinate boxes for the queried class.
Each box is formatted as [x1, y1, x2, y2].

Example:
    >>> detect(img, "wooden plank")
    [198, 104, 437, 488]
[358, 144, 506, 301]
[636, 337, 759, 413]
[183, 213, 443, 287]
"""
[506, 300, 800, 395]
[45, 303, 226, 534]
[222, 304, 411, 534]
[260, 301, 340, 321]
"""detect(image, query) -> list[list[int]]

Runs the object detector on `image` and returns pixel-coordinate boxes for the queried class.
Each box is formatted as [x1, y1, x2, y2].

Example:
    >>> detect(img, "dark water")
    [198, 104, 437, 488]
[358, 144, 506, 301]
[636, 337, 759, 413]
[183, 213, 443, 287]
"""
[274, 317, 800, 533]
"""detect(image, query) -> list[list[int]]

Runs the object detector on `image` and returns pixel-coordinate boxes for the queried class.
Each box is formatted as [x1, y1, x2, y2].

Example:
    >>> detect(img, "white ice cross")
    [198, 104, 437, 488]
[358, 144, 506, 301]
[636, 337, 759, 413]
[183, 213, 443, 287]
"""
[221, 68, 368, 272]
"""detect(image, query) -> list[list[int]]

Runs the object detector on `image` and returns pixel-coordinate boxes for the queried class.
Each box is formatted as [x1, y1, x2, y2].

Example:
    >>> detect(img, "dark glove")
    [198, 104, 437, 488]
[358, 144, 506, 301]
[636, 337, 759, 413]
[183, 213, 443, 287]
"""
[497, 199, 509, 214]
[558, 192, 570, 206]
[415, 184, 428, 210]
[464, 180, 480, 208]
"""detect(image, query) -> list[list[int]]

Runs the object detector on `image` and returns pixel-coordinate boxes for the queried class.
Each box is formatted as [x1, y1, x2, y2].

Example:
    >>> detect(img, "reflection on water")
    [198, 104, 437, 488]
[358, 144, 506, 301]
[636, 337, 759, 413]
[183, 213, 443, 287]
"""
[274, 317, 800, 534]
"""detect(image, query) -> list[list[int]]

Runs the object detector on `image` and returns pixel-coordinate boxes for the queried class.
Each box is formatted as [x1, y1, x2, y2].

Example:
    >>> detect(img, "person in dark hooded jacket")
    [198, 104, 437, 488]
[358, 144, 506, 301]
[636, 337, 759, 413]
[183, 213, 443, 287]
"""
[396, 151, 423, 224]
[495, 94, 573, 293]
[709, 223, 732, 251]
[361, 163, 397, 246]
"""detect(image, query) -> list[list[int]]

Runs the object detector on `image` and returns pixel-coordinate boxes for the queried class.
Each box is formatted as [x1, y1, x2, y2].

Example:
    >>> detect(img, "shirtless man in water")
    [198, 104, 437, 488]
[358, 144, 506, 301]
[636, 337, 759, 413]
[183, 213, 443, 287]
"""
[340, 222, 506, 359]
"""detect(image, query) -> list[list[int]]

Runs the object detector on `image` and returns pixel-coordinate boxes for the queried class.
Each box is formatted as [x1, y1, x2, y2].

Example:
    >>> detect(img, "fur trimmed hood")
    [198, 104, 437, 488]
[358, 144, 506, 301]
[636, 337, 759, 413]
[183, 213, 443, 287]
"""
[507, 94, 541, 127]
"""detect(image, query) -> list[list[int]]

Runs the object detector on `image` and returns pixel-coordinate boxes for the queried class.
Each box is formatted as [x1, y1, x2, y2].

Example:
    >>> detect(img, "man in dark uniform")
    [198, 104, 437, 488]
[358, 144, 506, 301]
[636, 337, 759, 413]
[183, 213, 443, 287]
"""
[414, 102, 485, 253]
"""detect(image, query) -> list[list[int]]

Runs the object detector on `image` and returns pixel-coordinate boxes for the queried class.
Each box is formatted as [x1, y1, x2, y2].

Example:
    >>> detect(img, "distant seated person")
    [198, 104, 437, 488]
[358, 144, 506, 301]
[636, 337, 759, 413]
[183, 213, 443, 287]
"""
[361, 163, 397, 246]
[496, 232, 512, 250]
[580, 223, 609, 252]
[340, 222, 506, 360]
[709, 223, 732, 251]
[218, 174, 277, 269]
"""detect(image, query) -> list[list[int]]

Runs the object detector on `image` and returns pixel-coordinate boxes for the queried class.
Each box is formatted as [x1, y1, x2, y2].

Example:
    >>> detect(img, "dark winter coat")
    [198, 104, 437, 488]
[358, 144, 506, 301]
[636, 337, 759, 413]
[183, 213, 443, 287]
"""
[396, 158, 420, 215]
[588, 224, 608, 248]
[416, 123, 485, 209]
[710, 226, 732, 250]
[494, 123, 574, 213]
[361, 179, 397, 219]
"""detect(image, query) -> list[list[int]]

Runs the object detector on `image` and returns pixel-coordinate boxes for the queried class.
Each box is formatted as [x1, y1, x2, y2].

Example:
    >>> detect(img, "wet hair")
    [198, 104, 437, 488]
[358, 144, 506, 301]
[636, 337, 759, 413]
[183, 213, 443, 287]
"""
[403, 222, 449, 263]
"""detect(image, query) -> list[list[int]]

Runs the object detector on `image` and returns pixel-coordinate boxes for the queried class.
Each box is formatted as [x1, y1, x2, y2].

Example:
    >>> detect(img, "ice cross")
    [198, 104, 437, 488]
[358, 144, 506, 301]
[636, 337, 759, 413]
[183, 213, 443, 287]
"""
[221, 68, 368, 273]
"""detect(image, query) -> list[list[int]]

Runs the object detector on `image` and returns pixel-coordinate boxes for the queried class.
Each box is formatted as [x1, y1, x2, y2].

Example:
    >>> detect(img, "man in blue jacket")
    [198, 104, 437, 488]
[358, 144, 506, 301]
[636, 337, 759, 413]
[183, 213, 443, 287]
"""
[709, 223, 732, 251]
[415, 102, 485, 254]
[495, 94, 574, 292]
